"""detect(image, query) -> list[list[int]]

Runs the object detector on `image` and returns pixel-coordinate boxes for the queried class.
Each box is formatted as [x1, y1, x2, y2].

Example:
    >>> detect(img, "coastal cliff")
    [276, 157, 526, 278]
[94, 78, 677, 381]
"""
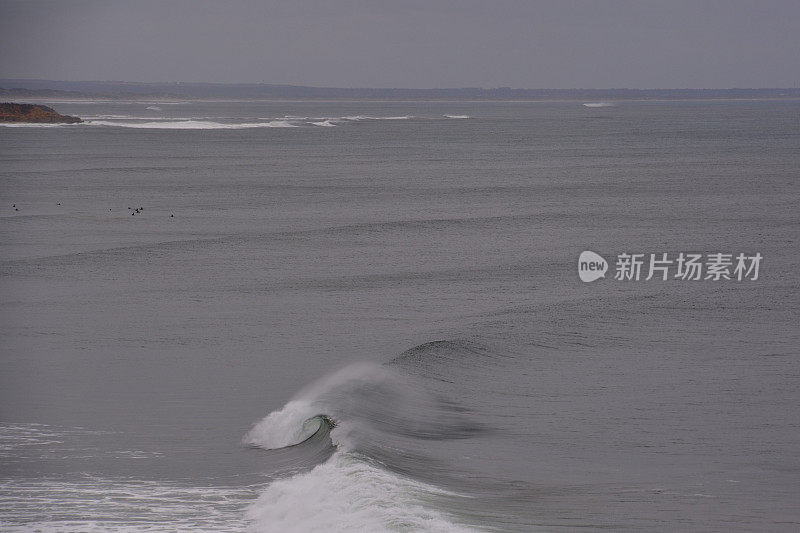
[0, 103, 82, 123]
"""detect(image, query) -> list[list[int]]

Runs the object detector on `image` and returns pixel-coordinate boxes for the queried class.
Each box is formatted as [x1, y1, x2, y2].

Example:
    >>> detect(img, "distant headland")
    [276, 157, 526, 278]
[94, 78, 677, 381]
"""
[2, 79, 799, 102]
[0, 102, 82, 123]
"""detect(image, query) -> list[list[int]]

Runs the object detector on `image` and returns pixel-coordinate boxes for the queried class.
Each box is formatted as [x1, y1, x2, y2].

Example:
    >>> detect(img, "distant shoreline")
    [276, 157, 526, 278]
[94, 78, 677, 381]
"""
[9, 97, 800, 106]
[2, 79, 800, 102]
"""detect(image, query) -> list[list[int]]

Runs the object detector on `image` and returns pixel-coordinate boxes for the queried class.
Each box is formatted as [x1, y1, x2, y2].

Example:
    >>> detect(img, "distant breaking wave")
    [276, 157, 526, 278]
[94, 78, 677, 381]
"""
[444, 114, 470, 119]
[582, 102, 615, 107]
[86, 119, 299, 129]
[2, 114, 424, 130]
[82, 114, 143, 119]
[340, 115, 412, 121]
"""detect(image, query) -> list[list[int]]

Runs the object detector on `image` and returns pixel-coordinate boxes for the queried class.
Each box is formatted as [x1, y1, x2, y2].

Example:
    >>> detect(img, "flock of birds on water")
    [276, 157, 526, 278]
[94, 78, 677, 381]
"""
[11, 203, 174, 217]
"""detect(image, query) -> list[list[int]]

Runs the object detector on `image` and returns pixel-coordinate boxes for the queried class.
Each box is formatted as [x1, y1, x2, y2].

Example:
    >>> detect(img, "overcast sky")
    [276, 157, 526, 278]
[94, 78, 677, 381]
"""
[1, 0, 798, 88]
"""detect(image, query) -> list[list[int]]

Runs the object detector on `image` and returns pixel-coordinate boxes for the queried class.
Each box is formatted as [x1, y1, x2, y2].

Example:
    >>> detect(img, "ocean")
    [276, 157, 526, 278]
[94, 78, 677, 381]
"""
[1, 99, 798, 531]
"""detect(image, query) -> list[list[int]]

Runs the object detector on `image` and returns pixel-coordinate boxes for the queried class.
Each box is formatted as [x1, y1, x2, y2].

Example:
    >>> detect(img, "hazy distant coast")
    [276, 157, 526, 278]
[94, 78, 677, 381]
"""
[2, 79, 799, 102]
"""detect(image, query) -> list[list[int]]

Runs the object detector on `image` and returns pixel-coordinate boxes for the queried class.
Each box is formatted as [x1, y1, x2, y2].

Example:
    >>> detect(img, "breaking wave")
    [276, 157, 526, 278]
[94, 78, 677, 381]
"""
[582, 102, 615, 108]
[1, 343, 489, 531]
[244, 361, 480, 532]
[444, 114, 470, 119]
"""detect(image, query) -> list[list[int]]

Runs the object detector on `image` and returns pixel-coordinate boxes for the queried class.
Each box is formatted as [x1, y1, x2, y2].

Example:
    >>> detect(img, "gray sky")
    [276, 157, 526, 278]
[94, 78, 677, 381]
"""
[1, 0, 798, 88]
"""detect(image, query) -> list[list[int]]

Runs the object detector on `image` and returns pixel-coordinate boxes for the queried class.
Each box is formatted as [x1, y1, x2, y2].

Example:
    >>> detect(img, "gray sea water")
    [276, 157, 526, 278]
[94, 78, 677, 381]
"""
[1, 99, 798, 531]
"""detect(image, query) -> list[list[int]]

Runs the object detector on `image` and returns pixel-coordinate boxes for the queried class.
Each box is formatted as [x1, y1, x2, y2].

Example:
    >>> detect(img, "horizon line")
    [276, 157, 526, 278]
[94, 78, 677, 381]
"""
[2, 78, 799, 92]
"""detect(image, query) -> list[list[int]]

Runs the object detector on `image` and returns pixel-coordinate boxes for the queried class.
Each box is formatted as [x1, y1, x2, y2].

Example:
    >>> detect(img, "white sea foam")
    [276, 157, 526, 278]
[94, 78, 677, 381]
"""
[82, 114, 137, 119]
[81, 115, 178, 121]
[25, 100, 106, 104]
[0, 476, 254, 532]
[246, 452, 470, 533]
[582, 102, 615, 107]
[2, 114, 413, 130]
[0, 423, 67, 453]
[146, 106, 162, 111]
[85, 120, 298, 129]
[0, 122, 77, 128]
[293, 115, 412, 125]
[341, 115, 412, 121]
[444, 114, 470, 119]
